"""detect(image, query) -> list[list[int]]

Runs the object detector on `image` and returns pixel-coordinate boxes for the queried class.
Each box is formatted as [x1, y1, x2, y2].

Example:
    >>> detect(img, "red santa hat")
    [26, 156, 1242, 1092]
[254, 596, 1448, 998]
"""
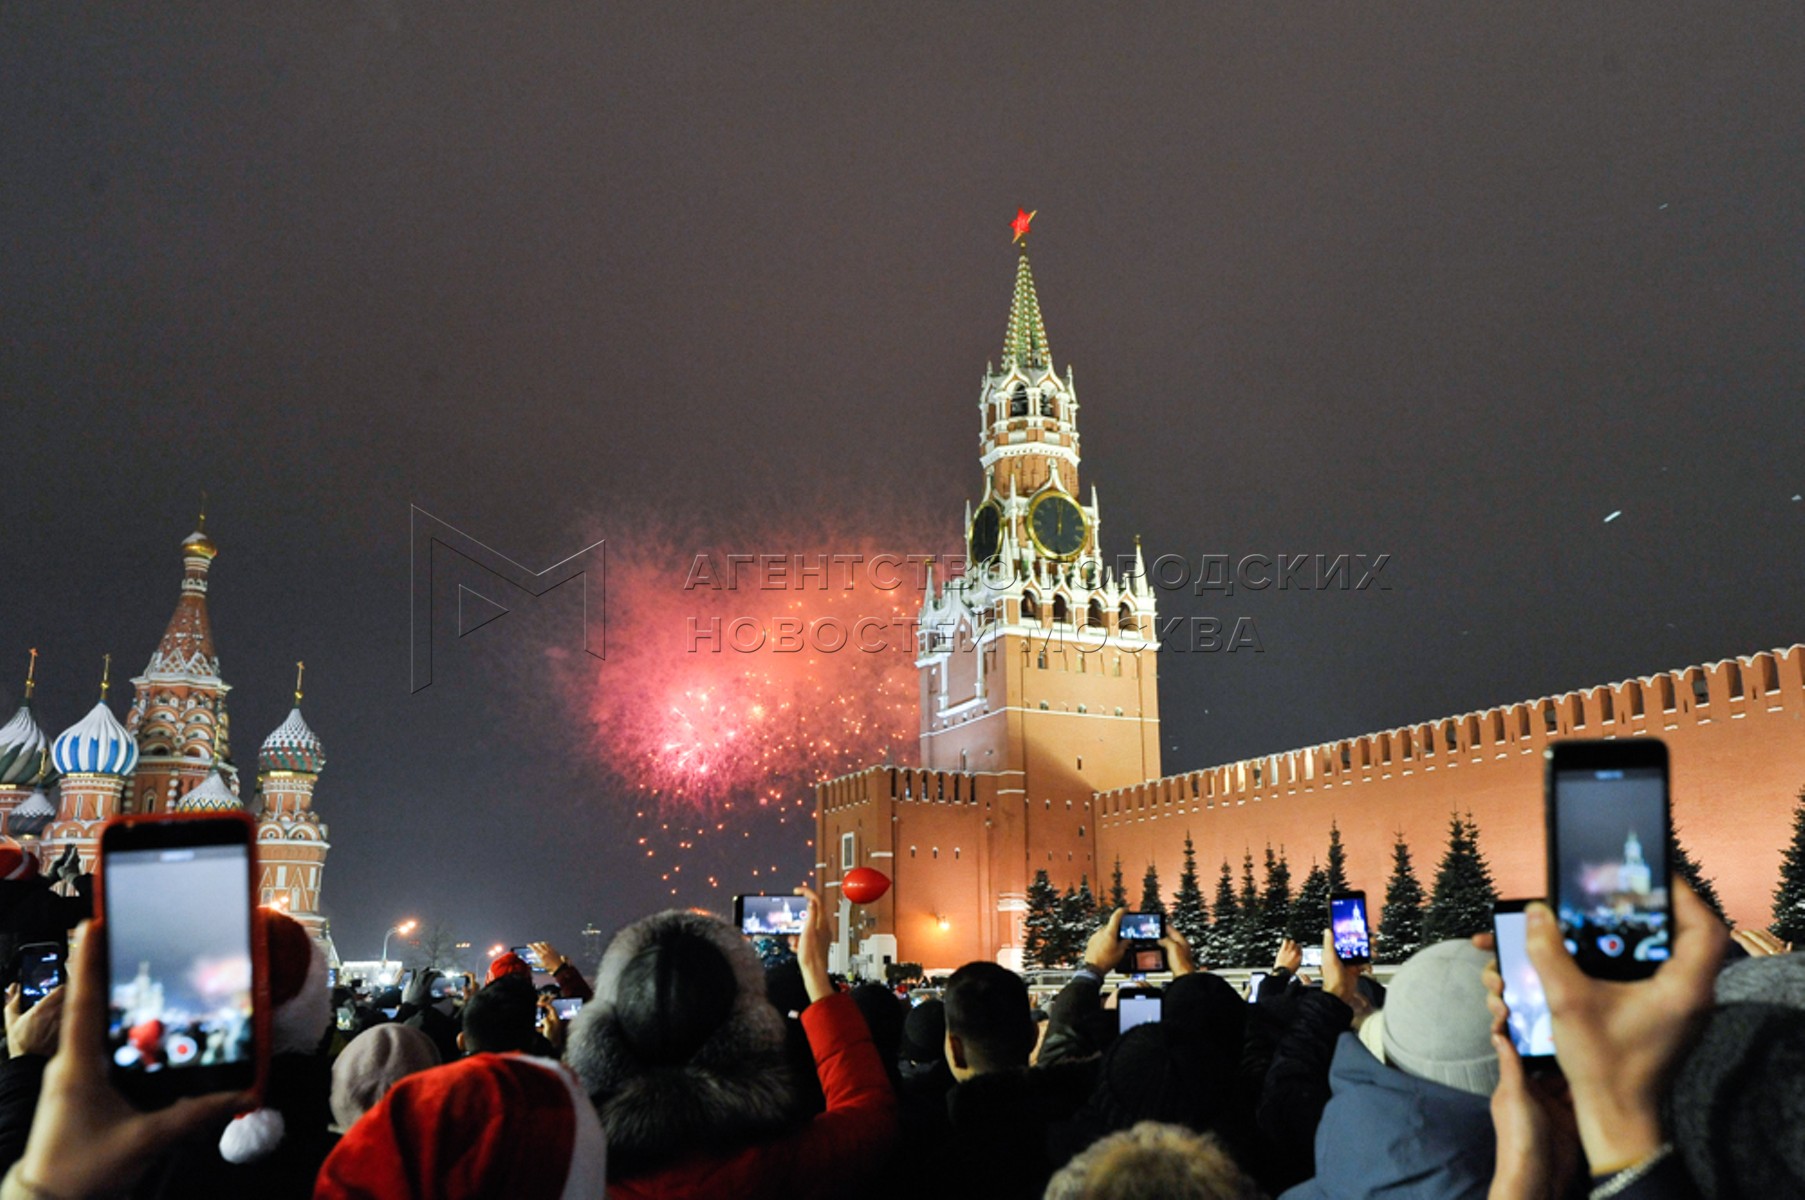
[0, 839, 39, 881]
[217, 907, 330, 1164]
[486, 951, 531, 985]
[314, 1053, 607, 1199]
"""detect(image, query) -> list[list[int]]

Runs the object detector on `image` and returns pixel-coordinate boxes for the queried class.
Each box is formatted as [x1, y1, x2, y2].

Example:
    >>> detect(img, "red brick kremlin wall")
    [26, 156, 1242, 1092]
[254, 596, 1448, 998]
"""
[1097, 645, 1805, 935]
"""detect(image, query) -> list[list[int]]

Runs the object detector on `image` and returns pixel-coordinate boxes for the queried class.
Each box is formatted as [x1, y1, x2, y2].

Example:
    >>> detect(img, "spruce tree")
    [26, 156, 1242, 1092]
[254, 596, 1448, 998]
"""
[1233, 850, 1265, 967]
[1259, 844, 1294, 952]
[1171, 833, 1210, 955]
[1773, 785, 1805, 944]
[1325, 820, 1351, 895]
[1023, 869, 1060, 969]
[1053, 886, 1085, 967]
[1289, 860, 1330, 945]
[1668, 826, 1726, 923]
[1074, 875, 1100, 933]
[1109, 855, 1130, 911]
[1424, 813, 1498, 942]
[1206, 860, 1239, 967]
[1139, 862, 1168, 919]
[1378, 832, 1426, 964]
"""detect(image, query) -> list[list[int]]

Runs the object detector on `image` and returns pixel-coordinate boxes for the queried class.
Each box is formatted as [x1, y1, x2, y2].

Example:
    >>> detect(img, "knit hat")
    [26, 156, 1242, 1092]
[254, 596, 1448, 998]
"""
[315, 1053, 607, 1200]
[565, 909, 796, 1175]
[900, 998, 948, 1065]
[330, 1023, 442, 1130]
[486, 952, 532, 986]
[1084, 1022, 1214, 1132]
[1714, 953, 1805, 1010]
[217, 908, 330, 1164]
[1669, 1004, 1805, 1198]
[1160, 973, 1246, 1061]
[0, 839, 38, 881]
[1379, 940, 1498, 1097]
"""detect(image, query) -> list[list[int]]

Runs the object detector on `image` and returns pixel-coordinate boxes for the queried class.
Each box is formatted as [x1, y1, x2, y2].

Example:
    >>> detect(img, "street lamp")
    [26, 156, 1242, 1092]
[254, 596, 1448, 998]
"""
[380, 919, 418, 983]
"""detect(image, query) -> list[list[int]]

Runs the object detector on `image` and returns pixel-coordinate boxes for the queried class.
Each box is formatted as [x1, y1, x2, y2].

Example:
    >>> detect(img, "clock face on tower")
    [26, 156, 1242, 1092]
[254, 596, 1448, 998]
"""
[1028, 493, 1087, 559]
[968, 502, 1002, 564]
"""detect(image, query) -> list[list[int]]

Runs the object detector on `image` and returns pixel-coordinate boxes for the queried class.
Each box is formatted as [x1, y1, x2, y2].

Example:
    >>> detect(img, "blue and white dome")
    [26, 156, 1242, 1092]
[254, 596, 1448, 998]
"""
[52, 701, 139, 777]
[174, 768, 241, 812]
[0, 701, 48, 786]
[260, 707, 325, 775]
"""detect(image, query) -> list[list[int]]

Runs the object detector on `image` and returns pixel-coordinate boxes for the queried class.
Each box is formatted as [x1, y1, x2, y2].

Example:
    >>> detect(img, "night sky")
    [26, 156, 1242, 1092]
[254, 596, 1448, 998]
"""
[5, 6, 1801, 965]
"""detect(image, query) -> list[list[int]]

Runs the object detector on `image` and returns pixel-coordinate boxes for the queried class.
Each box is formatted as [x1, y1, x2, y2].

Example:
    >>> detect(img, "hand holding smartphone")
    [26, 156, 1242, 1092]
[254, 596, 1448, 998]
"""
[1545, 740, 1673, 980]
[1121, 912, 1168, 974]
[100, 812, 264, 1109]
[15, 944, 65, 1013]
[1492, 900, 1555, 1065]
[1328, 892, 1372, 965]
[734, 894, 809, 937]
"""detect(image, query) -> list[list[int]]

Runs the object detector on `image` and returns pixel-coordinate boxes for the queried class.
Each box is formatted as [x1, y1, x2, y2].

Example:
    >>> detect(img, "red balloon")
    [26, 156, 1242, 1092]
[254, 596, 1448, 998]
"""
[841, 866, 891, 905]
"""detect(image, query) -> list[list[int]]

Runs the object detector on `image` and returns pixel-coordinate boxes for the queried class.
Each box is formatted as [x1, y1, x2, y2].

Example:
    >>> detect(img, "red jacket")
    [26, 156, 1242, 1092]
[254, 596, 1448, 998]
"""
[608, 992, 898, 1200]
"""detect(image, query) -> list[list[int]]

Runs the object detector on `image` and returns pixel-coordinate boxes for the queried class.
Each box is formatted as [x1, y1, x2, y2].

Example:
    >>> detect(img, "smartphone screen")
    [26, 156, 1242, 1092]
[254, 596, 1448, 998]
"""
[1329, 893, 1372, 963]
[1301, 944, 1323, 969]
[1493, 904, 1555, 1062]
[1118, 991, 1161, 1032]
[1120, 912, 1163, 941]
[1245, 970, 1269, 1000]
[508, 945, 546, 970]
[551, 997, 585, 1020]
[735, 894, 808, 937]
[1547, 740, 1671, 979]
[102, 818, 258, 1105]
[17, 944, 63, 1012]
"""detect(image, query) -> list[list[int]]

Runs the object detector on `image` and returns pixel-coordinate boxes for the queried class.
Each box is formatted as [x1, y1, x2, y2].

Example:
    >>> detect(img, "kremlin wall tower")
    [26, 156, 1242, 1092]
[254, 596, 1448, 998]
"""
[815, 245, 1805, 971]
[0, 521, 333, 947]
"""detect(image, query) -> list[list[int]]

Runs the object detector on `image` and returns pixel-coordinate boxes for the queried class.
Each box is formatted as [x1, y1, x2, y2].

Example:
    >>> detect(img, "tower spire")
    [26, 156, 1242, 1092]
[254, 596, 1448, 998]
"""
[294, 661, 305, 706]
[1002, 251, 1052, 370]
[23, 649, 36, 700]
[99, 653, 111, 701]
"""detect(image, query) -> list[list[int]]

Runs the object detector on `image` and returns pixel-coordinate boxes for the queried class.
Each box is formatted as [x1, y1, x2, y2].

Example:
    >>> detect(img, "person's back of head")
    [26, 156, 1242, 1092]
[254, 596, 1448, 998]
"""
[1043, 1122, 1259, 1200]
[331, 1023, 443, 1130]
[460, 976, 537, 1056]
[1378, 939, 1498, 1096]
[316, 1053, 607, 1199]
[943, 961, 1035, 1079]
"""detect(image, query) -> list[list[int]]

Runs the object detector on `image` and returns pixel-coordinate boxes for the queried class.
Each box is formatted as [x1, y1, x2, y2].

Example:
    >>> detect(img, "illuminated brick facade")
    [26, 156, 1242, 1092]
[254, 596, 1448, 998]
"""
[817, 249, 1804, 969]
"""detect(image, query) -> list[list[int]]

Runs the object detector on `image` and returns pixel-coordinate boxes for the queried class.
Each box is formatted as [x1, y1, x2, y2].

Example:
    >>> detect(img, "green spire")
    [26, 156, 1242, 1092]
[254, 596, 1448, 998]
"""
[1002, 250, 1052, 369]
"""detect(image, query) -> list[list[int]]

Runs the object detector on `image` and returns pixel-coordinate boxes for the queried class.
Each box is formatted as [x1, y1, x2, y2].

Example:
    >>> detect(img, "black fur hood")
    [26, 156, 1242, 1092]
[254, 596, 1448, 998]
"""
[564, 910, 801, 1176]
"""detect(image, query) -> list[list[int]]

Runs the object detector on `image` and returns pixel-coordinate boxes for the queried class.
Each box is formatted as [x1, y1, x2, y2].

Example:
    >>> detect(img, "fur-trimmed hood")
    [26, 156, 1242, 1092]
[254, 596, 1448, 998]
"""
[564, 909, 802, 1177]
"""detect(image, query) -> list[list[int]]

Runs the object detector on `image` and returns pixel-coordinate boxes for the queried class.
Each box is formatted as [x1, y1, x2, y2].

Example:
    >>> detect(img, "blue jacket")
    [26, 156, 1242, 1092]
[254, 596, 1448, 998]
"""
[1280, 1033, 1495, 1200]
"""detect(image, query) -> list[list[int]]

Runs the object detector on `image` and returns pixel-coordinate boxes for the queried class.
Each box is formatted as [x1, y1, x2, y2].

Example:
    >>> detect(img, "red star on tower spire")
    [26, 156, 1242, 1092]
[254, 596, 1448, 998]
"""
[1010, 207, 1037, 244]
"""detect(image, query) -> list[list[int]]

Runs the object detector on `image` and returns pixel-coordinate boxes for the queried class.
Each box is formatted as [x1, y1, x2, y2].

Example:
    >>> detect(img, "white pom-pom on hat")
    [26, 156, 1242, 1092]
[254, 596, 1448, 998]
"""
[219, 1107, 286, 1164]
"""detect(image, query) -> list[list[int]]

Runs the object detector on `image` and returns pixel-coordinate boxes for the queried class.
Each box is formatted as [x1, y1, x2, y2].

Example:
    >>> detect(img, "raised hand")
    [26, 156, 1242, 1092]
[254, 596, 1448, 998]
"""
[1082, 909, 1128, 975]
[793, 886, 833, 1002]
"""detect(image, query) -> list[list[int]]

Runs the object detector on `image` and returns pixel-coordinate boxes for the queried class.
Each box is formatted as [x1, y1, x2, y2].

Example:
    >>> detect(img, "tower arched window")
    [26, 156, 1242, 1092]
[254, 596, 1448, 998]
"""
[1010, 385, 1028, 417]
[1039, 389, 1055, 417]
[1053, 595, 1070, 624]
[1022, 593, 1040, 621]
[1086, 599, 1105, 629]
[1118, 604, 1137, 635]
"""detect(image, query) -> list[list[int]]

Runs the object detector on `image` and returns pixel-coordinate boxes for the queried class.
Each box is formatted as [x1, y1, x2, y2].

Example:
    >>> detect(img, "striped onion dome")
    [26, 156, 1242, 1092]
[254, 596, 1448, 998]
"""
[0, 701, 48, 786]
[260, 707, 324, 774]
[10, 787, 54, 835]
[52, 701, 139, 777]
[174, 768, 241, 812]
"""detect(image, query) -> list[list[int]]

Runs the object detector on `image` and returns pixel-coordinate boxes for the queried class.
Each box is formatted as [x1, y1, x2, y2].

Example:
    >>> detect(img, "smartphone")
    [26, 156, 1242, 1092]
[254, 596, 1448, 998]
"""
[1492, 900, 1556, 1065]
[1546, 739, 1672, 980]
[429, 973, 462, 1001]
[99, 812, 263, 1109]
[1301, 944, 1324, 969]
[1119, 912, 1163, 941]
[327, 967, 339, 989]
[1117, 986, 1162, 1032]
[508, 945, 546, 970]
[1329, 891, 1372, 964]
[551, 997, 584, 1020]
[734, 894, 809, 937]
[15, 943, 64, 1013]
[1245, 970, 1269, 1000]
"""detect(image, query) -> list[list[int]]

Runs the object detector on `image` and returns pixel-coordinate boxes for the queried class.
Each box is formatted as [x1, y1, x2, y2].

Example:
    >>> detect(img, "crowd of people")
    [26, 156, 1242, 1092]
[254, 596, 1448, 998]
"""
[0, 843, 1798, 1198]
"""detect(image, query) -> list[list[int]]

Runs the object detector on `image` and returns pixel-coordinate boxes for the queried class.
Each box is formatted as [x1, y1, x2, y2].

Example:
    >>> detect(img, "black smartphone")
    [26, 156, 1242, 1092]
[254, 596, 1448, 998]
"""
[1245, 970, 1269, 1000]
[734, 894, 808, 937]
[1329, 891, 1372, 964]
[508, 945, 546, 970]
[1120, 911, 1168, 973]
[100, 812, 263, 1109]
[551, 996, 585, 1020]
[1117, 986, 1162, 1032]
[1492, 900, 1556, 1066]
[15, 943, 64, 1013]
[1546, 739, 1672, 980]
